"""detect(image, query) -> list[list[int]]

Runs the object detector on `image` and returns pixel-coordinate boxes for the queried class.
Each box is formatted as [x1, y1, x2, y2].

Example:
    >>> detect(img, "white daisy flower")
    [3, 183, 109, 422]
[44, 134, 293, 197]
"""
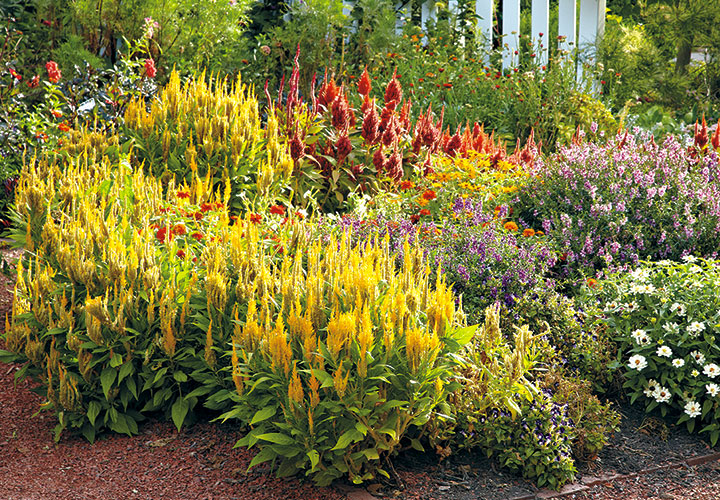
[631, 329, 650, 345]
[684, 400, 701, 418]
[706, 383, 720, 397]
[630, 268, 651, 281]
[670, 302, 687, 316]
[656, 345, 673, 358]
[672, 358, 685, 368]
[662, 322, 680, 334]
[628, 354, 648, 371]
[687, 321, 706, 336]
[644, 379, 659, 397]
[653, 386, 672, 403]
[630, 283, 645, 294]
[604, 301, 619, 312]
[682, 255, 698, 263]
[691, 351, 706, 365]
[704, 363, 720, 378]
[626, 301, 639, 312]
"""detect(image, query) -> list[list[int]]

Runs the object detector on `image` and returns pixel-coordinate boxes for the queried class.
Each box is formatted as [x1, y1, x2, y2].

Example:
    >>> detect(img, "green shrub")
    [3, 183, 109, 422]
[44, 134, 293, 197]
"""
[588, 257, 720, 445]
[224, 233, 472, 486]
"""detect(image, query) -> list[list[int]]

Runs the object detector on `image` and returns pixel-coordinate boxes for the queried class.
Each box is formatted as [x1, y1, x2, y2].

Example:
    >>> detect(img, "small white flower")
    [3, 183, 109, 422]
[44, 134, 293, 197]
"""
[640, 284, 656, 294]
[670, 302, 687, 316]
[662, 322, 680, 334]
[682, 255, 698, 263]
[626, 301, 639, 312]
[684, 400, 701, 418]
[644, 379, 659, 397]
[656, 345, 673, 358]
[691, 351, 706, 365]
[672, 358, 685, 368]
[630, 268, 651, 281]
[653, 386, 672, 403]
[604, 301, 619, 312]
[706, 383, 720, 397]
[630, 283, 645, 294]
[628, 354, 648, 371]
[631, 329, 650, 345]
[687, 321, 706, 336]
[704, 363, 720, 378]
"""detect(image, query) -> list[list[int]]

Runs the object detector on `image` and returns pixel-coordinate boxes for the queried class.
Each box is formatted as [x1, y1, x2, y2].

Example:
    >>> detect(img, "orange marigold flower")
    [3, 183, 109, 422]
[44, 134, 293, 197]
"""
[586, 278, 598, 288]
[58, 121, 70, 132]
[522, 228, 536, 237]
[422, 190, 437, 201]
[503, 221, 519, 232]
[172, 224, 186, 236]
[400, 180, 415, 190]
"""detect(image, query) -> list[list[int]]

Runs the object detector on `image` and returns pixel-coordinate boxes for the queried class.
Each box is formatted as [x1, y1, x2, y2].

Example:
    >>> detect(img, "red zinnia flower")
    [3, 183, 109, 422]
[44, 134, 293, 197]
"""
[144, 59, 157, 78]
[177, 190, 190, 199]
[176, 249, 186, 259]
[400, 180, 415, 190]
[28, 75, 40, 88]
[45, 61, 61, 83]
[9, 69, 21, 81]
[269, 204, 285, 216]
[191, 232, 203, 240]
[422, 189, 437, 201]
[200, 202, 213, 212]
[249, 213, 262, 224]
[58, 122, 70, 132]
[419, 209, 431, 216]
[156, 226, 172, 242]
[172, 224, 186, 236]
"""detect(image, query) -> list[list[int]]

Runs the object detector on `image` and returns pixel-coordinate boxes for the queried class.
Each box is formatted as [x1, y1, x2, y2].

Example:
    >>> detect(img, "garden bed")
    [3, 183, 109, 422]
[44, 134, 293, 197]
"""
[1, 245, 719, 500]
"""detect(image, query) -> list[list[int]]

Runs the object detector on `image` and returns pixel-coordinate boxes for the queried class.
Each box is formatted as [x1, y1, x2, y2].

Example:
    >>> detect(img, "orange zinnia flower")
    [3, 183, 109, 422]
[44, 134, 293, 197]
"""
[586, 278, 598, 288]
[400, 180, 415, 190]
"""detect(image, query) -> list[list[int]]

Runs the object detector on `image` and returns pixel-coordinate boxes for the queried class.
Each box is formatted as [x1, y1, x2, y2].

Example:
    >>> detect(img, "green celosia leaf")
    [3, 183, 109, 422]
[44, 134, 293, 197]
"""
[250, 406, 276, 425]
[100, 367, 116, 400]
[87, 401, 101, 426]
[451, 325, 479, 345]
[307, 450, 320, 470]
[171, 397, 190, 431]
[331, 429, 363, 451]
[257, 433, 296, 446]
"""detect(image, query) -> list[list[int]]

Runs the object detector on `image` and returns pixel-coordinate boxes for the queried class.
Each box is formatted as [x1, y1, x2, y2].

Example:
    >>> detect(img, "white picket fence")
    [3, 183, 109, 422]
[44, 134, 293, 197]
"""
[287, 0, 607, 70]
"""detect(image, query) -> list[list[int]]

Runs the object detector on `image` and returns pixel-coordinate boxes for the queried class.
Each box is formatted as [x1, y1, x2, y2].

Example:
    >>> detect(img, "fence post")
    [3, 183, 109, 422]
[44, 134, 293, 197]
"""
[502, 0, 521, 69]
[557, 0, 577, 50]
[578, 0, 606, 89]
[476, 0, 493, 53]
[421, 1, 436, 33]
[531, 0, 549, 65]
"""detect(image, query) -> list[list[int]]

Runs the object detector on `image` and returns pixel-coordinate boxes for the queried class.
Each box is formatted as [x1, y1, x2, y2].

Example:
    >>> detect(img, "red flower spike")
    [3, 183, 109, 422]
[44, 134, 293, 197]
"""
[372, 148, 387, 174]
[386, 149, 403, 182]
[384, 69, 403, 111]
[711, 120, 720, 151]
[358, 67, 372, 97]
[361, 105, 380, 145]
[290, 127, 305, 161]
[331, 89, 350, 131]
[694, 116, 709, 150]
[336, 134, 352, 160]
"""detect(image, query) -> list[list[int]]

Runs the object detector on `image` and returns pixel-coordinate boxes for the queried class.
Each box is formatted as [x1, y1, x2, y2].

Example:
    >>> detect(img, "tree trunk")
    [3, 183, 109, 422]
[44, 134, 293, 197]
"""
[675, 39, 692, 74]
